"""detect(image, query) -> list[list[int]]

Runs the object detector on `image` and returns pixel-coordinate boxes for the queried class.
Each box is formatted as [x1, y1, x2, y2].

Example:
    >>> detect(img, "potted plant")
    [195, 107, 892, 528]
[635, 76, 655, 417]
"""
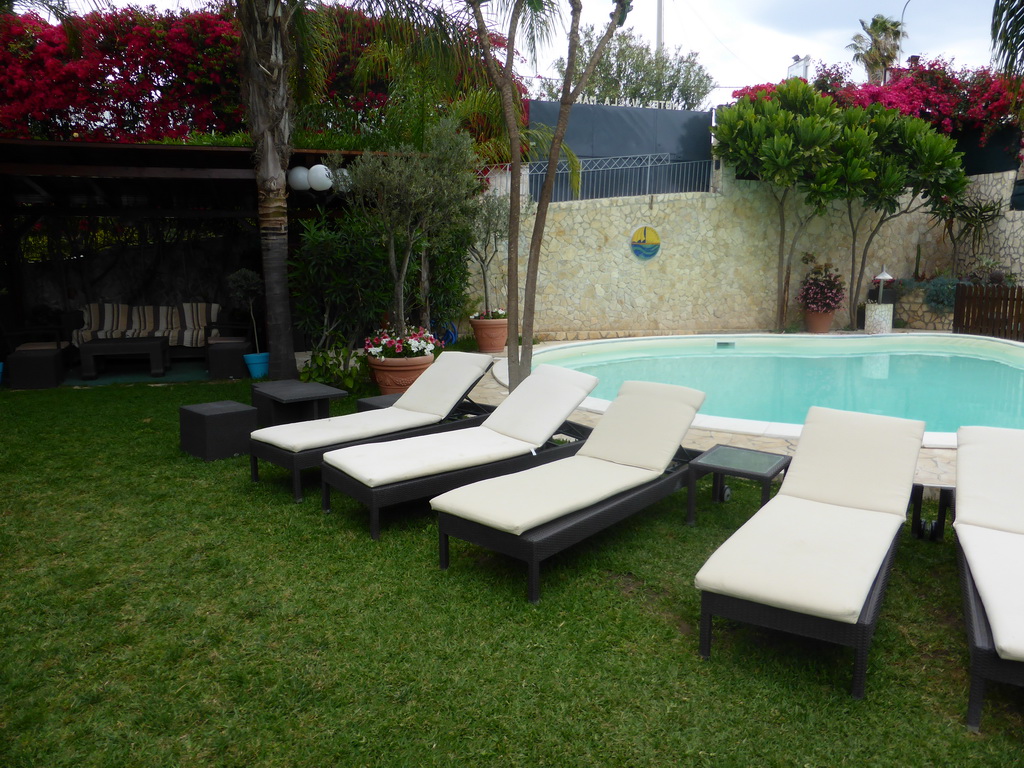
[468, 308, 508, 354]
[467, 192, 511, 353]
[227, 268, 268, 378]
[796, 254, 845, 333]
[363, 326, 442, 394]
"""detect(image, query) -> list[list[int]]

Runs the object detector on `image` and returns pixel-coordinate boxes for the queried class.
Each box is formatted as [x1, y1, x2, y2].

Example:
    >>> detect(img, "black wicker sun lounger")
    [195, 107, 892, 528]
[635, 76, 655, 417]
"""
[320, 364, 599, 539]
[695, 406, 925, 699]
[248, 351, 494, 501]
[432, 381, 706, 603]
[953, 426, 1024, 731]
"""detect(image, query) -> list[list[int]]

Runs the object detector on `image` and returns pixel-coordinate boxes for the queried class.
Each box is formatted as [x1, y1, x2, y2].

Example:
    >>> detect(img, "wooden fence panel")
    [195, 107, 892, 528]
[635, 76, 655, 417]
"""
[954, 284, 1024, 341]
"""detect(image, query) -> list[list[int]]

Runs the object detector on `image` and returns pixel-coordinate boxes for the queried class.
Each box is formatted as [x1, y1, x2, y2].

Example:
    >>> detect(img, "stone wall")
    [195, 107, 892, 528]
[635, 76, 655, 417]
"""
[895, 288, 953, 331]
[488, 167, 956, 340]
[964, 170, 1024, 275]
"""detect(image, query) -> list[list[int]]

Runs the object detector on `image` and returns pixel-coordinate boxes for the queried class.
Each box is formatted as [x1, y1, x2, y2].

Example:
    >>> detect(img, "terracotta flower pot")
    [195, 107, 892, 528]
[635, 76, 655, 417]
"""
[469, 317, 508, 354]
[366, 355, 433, 395]
[804, 310, 835, 333]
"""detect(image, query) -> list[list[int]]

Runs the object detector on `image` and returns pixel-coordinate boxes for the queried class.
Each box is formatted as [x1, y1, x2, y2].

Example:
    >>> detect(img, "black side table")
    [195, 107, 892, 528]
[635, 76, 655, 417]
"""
[180, 400, 257, 461]
[251, 379, 348, 427]
[687, 444, 792, 525]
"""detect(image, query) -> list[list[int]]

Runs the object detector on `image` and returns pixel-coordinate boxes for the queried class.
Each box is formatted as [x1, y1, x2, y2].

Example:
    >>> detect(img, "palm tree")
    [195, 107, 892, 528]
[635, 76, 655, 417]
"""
[993, 0, 1024, 79]
[847, 14, 906, 84]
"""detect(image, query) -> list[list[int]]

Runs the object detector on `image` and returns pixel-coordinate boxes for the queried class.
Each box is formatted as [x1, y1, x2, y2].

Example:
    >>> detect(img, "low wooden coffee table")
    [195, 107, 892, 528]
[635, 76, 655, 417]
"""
[79, 337, 170, 379]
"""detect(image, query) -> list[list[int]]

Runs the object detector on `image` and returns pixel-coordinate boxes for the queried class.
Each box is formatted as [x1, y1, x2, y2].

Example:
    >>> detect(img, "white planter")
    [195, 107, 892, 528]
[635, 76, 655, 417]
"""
[864, 303, 894, 334]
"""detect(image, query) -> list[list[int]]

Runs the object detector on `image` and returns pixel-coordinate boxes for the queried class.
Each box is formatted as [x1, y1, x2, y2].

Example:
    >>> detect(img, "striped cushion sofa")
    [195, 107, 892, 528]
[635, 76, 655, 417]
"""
[71, 302, 221, 354]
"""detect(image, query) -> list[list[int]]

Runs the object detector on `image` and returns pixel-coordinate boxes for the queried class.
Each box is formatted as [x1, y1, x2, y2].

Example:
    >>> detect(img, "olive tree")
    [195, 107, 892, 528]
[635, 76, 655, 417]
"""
[341, 118, 480, 337]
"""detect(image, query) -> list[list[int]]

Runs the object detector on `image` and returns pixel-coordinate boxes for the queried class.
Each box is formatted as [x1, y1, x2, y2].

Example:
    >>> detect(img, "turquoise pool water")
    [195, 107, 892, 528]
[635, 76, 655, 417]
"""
[534, 334, 1024, 433]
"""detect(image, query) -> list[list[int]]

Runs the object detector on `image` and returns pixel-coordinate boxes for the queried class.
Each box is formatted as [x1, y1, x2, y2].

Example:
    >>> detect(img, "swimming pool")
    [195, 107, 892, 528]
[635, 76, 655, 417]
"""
[533, 334, 1024, 443]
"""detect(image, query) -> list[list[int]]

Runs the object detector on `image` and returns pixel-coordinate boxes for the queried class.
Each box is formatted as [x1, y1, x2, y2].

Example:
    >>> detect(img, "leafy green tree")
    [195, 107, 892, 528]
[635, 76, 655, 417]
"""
[342, 118, 480, 337]
[713, 79, 968, 329]
[541, 24, 714, 109]
[712, 79, 843, 329]
[467, 192, 511, 316]
[847, 14, 906, 84]
[831, 104, 968, 326]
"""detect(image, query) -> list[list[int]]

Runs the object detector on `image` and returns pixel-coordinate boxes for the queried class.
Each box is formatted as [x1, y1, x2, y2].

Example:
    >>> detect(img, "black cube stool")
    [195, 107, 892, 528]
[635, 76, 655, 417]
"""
[207, 337, 250, 380]
[5, 347, 65, 389]
[180, 400, 257, 461]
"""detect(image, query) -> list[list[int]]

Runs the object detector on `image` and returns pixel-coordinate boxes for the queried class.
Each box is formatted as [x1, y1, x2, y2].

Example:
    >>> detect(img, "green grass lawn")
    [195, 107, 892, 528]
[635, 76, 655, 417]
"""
[1, 380, 1021, 767]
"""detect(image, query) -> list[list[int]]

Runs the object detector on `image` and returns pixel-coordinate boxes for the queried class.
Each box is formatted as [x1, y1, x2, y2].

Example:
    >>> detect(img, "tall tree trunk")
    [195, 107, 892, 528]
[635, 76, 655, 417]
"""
[468, 0, 630, 389]
[237, 0, 298, 381]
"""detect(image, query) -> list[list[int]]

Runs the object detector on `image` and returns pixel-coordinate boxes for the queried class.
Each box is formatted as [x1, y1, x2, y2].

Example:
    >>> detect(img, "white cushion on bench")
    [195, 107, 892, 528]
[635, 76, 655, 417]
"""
[694, 496, 905, 623]
[251, 408, 439, 453]
[323, 427, 536, 487]
[955, 426, 1024, 535]
[432, 455, 661, 535]
[956, 523, 1024, 662]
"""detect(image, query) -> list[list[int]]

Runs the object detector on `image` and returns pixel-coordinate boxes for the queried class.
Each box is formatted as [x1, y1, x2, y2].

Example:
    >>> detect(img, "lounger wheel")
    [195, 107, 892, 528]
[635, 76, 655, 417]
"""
[721, 485, 732, 502]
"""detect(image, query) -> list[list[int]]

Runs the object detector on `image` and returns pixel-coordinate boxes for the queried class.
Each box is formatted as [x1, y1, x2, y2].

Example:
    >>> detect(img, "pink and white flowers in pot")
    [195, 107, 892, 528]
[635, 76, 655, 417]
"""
[364, 326, 442, 360]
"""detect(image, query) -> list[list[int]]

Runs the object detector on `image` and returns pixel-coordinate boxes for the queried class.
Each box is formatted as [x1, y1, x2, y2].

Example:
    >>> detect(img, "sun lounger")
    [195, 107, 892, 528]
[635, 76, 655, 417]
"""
[320, 364, 599, 538]
[249, 351, 494, 501]
[695, 406, 925, 698]
[431, 381, 706, 602]
[953, 426, 1024, 731]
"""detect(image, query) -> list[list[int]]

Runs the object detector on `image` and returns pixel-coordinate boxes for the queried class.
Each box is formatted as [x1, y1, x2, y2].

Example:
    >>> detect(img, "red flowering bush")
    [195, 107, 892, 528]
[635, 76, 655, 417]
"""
[0, 9, 245, 141]
[832, 59, 1017, 146]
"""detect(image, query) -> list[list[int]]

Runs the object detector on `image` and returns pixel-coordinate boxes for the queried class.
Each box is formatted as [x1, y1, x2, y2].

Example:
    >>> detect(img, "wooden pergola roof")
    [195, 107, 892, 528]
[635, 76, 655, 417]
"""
[0, 139, 354, 220]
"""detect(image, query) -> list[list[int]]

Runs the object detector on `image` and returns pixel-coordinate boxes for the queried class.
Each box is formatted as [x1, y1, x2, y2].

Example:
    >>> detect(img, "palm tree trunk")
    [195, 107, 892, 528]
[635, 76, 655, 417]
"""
[237, 0, 298, 380]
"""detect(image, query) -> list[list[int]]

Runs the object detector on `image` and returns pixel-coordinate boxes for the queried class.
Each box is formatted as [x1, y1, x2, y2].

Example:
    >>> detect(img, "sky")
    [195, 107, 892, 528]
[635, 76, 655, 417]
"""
[529, 0, 999, 107]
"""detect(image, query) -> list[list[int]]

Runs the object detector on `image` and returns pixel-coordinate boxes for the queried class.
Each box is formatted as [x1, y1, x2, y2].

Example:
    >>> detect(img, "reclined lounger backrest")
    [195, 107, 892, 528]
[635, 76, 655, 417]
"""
[955, 425, 1024, 535]
[481, 364, 599, 447]
[777, 405, 925, 516]
[577, 380, 706, 472]
[390, 351, 494, 419]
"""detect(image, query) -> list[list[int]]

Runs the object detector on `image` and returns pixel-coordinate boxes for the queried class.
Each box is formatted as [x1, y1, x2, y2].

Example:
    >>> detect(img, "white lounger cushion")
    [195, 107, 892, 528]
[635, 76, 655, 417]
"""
[322, 364, 598, 488]
[955, 426, 1024, 535]
[955, 524, 1024, 662]
[695, 496, 905, 623]
[323, 428, 537, 487]
[577, 381, 705, 471]
[433, 456, 661, 535]
[251, 408, 439, 453]
[482, 365, 598, 445]
[432, 380, 705, 534]
[696, 406, 925, 623]
[249, 351, 492, 453]
[779, 406, 925, 516]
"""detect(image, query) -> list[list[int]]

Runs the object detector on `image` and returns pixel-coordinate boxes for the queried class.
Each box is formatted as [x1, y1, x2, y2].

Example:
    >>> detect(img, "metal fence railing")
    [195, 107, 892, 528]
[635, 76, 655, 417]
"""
[480, 154, 714, 202]
[953, 284, 1024, 341]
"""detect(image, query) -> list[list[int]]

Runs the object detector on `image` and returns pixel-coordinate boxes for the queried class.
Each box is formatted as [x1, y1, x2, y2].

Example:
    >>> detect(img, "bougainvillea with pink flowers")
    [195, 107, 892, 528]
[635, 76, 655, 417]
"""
[833, 60, 1017, 145]
[0, 9, 244, 141]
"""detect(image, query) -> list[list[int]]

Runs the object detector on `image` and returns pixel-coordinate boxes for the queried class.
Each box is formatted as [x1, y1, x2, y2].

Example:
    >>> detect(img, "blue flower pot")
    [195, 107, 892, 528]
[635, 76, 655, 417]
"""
[243, 352, 270, 379]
